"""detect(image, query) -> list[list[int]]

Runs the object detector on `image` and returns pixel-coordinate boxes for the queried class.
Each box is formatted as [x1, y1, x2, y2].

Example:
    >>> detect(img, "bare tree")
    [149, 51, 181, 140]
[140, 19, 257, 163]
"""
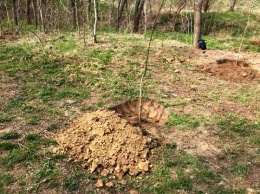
[93, 0, 98, 43]
[203, 0, 210, 12]
[229, 0, 237, 11]
[193, 0, 203, 48]
[71, 0, 77, 29]
[87, 0, 92, 23]
[27, 0, 32, 24]
[37, 0, 45, 32]
[133, 0, 145, 33]
[12, 0, 19, 26]
[117, 0, 127, 31]
[32, 0, 39, 29]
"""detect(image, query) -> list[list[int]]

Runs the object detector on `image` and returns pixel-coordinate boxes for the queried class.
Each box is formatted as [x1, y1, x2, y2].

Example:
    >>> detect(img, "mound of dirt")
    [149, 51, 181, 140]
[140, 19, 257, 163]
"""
[55, 109, 158, 179]
[251, 40, 260, 46]
[200, 59, 260, 82]
[111, 100, 169, 126]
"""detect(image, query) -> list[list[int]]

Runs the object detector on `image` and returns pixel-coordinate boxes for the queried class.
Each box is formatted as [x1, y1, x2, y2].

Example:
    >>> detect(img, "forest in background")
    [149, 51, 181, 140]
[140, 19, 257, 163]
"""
[0, 0, 259, 47]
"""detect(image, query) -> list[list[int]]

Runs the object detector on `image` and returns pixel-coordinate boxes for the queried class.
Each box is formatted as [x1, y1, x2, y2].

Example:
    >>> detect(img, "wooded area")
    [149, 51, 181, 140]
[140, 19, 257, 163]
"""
[0, 0, 252, 46]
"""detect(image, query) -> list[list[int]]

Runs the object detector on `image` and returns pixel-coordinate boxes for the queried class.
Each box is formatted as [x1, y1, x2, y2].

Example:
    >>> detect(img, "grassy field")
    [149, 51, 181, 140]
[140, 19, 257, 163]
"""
[0, 11, 260, 194]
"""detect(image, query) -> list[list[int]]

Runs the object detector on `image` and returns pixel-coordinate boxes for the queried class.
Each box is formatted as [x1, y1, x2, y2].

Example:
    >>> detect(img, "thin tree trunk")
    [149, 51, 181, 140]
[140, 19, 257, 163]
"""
[144, 0, 147, 32]
[4, 3, 10, 24]
[133, 0, 145, 33]
[203, 0, 210, 12]
[12, 0, 19, 26]
[117, 0, 127, 31]
[109, 0, 115, 27]
[229, 0, 237, 11]
[27, 0, 32, 24]
[32, 0, 38, 29]
[87, 0, 91, 23]
[71, 0, 77, 30]
[75, 0, 80, 34]
[37, 0, 45, 32]
[93, 0, 98, 43]
[193, 0, 203, 48]
[96, 0, 100, 21]
[169, 0, 173, 13]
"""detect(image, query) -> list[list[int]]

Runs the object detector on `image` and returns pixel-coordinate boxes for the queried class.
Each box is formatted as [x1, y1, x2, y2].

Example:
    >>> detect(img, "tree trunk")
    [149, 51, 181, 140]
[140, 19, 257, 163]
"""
[27, 0, 32, 24]
[229, 0, 237, 11]
[32, 0, 38, 29]
[71, 0, 77, 30]
[117, 0, 127, 31]
[12, 0, 19, 26]
[203, 0, 210, 12]
[109, 0, 115, 27]
[133, 0, 145, 33]
[75, 0, 80, 34]
[193, 0, 203, 48]
[93, 0, 98, 43]
[87, 0, 92, 23]
[37, 0, 45, 32]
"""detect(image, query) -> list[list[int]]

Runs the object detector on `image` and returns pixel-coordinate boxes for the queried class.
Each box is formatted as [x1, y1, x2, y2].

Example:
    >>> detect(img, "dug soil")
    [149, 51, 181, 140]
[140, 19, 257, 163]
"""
[199, 59, 260, 82]
[54, 108, 163, 179]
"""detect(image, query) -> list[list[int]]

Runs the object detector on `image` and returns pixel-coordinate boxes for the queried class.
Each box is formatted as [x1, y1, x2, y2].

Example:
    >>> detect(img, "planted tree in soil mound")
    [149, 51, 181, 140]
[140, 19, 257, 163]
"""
[55, 102, 169, 179]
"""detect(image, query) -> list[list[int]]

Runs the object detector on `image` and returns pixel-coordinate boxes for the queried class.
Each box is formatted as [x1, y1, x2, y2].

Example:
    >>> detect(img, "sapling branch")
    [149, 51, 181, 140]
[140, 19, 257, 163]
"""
[138, 0, 165, 121]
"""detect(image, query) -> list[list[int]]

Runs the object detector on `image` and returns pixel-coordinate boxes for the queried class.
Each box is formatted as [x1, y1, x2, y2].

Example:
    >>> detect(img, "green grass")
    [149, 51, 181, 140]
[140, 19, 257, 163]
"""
[230, 163, 248, 176]
[137, 146, 244, 194]
[0, 173, 15, 194]
[0, 142, 19, 151]
[250, 136, 260, 145]
[0, 135, 56, 170]
[55, 39, 77, 51]
[33, 160, 61, 182]
[216, 114, 259, 135]
[0, 115, 12, 123]
[162, 98, 189, 107]
[227, 88, 258, 104]
[87, 48, 114, 64]
[47, 124, 59, 131]
[168, 112, 200, 130]
[63, 172, 86, 192]
[0, 132, 20, 140]
[25, 116, 39, 125]
[0, 148, 38, 168]
[25, 133, 40, 141]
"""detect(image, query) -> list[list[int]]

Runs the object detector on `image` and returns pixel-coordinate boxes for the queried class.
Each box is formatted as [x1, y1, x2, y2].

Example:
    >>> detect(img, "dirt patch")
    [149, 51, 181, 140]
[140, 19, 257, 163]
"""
[54, 109, 160, 179]
[200, 59, 260, 82]
[251, 40, 260, 46]
[111, 99, 169, 126]
[163, 127, 222, 158]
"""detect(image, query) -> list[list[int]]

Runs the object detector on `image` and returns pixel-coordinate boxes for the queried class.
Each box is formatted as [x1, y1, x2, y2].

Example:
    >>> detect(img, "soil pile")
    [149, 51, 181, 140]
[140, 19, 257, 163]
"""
[55, 109, 157, 178]
[200, 59, 260, 82]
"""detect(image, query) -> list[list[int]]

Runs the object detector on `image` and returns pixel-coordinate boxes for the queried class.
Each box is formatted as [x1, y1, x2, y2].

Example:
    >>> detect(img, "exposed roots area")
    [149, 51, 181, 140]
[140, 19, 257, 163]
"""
[200, 59, 260, 82]
[111, 99, 170, 126]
